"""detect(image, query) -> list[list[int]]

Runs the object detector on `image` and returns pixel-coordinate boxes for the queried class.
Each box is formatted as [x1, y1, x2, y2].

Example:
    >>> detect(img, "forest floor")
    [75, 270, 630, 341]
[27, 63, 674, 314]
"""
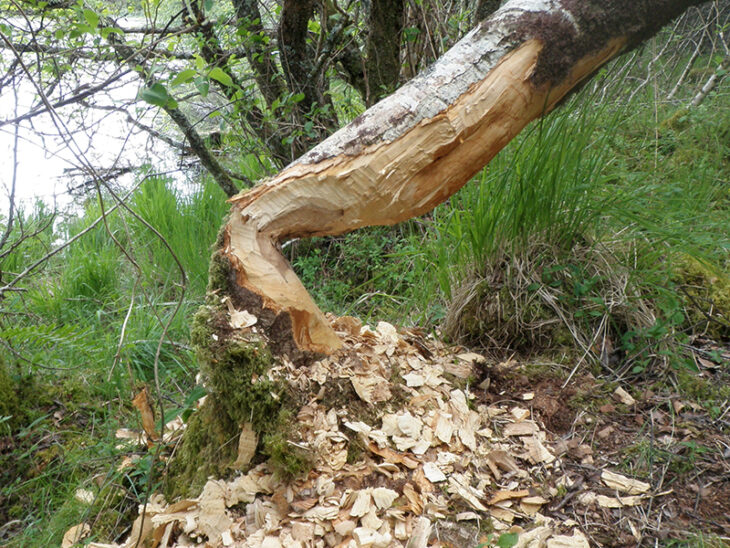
[68, 317, 730, 548]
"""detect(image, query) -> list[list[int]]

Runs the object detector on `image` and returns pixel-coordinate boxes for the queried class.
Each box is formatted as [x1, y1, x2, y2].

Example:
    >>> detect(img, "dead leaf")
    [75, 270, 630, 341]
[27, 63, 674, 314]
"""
[485, 450, 521, 479]
[62, 523, 90, 548]
[132, 387, 159, 441]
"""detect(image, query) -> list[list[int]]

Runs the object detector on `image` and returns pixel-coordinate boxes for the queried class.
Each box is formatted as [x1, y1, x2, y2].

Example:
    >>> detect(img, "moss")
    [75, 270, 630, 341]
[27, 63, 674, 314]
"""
[88, 483, 135, 542]
[206, 244, 233, 298]
[661, 108, 690, 131]
[673, 256, 730, 340]
[164, 397, 239, 498]
[165, 297, 306, 498]
[674, 369, 730, 408]
[261, 410, 313, 478]
[0, 356, 21, 431]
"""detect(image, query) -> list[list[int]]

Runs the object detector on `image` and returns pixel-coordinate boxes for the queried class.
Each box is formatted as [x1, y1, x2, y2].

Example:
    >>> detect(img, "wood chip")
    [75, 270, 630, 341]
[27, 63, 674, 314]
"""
[546, 529, 590, 547]
[510, 407, 530, 421]
[612, 387, 636, 406]
[350, 490, 372, 517]
[372, 488, 399, 509]
[367, 441, 419, 469]
[226, 298, 258, 329]
[456, 352, 486, 364]
[74, 488, 95, 505]
[422, 462, 447, 483]
[351, 375, 391, 404]
[403, 372, 425, 387]
[503, 421, 538, 436]
[525, 435, 556, 464]
[456, 511, 480, 521]
[232, 422, 258, 470]
[406, 517, 432, 548]
[488, 489, 530, 505]
[397, 412, 422, 438]
[448, 476, 487, 511]
[601, 470, 650, 494]
[434, 413, 454, 444]
[403, 483, 424, 514]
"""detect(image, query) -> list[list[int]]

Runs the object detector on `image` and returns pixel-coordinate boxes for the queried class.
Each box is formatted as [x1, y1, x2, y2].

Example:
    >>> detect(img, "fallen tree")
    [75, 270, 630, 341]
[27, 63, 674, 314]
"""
[166, 0, 708, 498]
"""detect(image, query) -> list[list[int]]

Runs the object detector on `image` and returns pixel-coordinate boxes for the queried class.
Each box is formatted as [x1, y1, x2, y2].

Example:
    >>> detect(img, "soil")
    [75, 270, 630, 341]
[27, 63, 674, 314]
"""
[478, 354, 730, 545]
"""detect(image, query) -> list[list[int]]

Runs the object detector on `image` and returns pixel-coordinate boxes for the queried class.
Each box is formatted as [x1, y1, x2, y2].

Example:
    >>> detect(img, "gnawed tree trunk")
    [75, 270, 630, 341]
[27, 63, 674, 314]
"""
[166, 0, 707, 497]
[221, 0, 706, 359]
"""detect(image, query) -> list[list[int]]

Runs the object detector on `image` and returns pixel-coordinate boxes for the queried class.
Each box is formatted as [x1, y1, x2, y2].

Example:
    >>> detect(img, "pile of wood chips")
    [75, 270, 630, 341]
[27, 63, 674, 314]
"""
[73, 316, 654, 548]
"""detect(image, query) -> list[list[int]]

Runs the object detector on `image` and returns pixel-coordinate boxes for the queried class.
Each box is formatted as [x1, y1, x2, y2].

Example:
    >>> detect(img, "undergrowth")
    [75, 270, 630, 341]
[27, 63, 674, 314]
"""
[0, 42, 728, 548]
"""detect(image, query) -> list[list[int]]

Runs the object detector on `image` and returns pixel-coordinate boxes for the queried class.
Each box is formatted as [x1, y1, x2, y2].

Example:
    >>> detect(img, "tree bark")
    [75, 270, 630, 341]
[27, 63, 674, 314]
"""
[217, 0, 708, 359]
[364, 0, 406, 104]
[474, 0, 502, 23]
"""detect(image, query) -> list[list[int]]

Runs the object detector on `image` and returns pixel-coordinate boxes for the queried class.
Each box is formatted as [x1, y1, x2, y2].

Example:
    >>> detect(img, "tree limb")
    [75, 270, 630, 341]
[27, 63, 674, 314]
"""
[219, 0, 709, 358]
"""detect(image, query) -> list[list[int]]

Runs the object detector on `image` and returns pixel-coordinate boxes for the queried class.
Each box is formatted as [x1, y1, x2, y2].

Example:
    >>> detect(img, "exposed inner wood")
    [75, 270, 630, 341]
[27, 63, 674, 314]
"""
[223, 37, 626, 355]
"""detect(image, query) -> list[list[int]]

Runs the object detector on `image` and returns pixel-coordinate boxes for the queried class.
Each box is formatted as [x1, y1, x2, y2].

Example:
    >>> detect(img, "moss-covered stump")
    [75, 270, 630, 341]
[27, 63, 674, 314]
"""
[164, 249, 311, 500]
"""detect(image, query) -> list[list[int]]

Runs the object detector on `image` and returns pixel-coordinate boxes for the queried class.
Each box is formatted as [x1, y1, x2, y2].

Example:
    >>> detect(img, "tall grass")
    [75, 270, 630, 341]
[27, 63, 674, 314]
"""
[425, 97, 620, 299]
[0, 174, 230, 546]
[405, 83, 730, 373]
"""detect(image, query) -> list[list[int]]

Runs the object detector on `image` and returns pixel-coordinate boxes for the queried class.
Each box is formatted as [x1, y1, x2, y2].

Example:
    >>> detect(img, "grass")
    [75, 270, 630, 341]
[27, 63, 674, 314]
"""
[0, 44, 728, 547]
[0, 175, 230, 546]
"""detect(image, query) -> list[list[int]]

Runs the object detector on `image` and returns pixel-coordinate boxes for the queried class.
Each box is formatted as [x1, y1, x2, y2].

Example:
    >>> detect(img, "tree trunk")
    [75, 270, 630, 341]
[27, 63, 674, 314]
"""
[219, 0, 707, 359]
[165, 0, 708, 497]
[364, 0, 406, 104]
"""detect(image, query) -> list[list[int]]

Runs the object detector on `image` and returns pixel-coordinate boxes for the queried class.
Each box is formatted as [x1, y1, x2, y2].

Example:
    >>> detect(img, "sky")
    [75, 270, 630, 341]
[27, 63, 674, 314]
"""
[0, 55, 184, 219]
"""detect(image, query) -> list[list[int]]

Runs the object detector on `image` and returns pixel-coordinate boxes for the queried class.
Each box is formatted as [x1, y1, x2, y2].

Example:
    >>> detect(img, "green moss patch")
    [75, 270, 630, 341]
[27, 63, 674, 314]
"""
[674, 256, 730, 341]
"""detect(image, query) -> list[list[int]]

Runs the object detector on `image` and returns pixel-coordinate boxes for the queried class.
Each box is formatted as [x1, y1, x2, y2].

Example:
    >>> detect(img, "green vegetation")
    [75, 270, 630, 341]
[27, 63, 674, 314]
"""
[1, 32, 729, 548]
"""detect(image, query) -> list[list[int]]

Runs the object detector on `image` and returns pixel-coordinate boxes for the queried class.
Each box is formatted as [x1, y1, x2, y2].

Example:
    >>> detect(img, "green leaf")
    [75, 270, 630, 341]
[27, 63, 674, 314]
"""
[404, 26, 420, 42]
[83, 8, 99, 29]
[100, 26, 123, 39]
[171, 69, 196, 87]
[208, 66, 234, 87]
[194, 77, 209, 98]
[291, 92, 305, 104]
[497, 533, 519, 548]
[139, 83, 173, 107]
